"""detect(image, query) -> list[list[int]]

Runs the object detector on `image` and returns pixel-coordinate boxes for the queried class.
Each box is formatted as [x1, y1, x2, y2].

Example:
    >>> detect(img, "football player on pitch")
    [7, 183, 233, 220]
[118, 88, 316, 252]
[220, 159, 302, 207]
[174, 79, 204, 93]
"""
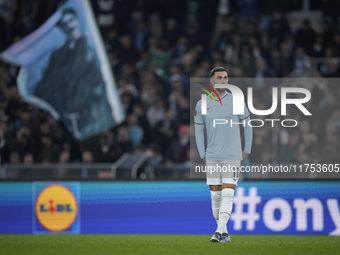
[194, 67, 253, 242]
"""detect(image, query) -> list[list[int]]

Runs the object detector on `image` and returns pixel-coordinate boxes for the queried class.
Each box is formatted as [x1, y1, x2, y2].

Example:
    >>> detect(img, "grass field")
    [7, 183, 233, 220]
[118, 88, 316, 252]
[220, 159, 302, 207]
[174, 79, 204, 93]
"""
[1, 235, 339, 255]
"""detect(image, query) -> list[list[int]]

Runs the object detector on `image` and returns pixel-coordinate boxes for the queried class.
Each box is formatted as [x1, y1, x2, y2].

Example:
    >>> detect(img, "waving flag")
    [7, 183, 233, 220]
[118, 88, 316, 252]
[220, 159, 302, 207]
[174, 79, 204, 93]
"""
[0, 0, 125, 140]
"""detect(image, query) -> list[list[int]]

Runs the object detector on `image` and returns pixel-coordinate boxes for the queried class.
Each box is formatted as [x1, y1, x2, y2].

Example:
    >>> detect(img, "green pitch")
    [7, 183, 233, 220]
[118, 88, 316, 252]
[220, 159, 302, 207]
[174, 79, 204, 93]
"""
[1, 235, 339, 255]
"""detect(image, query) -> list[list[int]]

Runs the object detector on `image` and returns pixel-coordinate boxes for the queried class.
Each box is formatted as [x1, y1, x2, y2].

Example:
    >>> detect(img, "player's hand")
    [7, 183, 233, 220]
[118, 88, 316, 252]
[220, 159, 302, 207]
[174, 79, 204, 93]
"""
[202, 157, 206, 163]
[241, 152, 249, 164]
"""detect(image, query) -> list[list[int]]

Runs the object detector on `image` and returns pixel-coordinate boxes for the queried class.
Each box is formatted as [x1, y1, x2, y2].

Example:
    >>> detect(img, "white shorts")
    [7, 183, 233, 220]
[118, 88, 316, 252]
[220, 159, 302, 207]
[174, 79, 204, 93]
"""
[206, 160, 241, 186]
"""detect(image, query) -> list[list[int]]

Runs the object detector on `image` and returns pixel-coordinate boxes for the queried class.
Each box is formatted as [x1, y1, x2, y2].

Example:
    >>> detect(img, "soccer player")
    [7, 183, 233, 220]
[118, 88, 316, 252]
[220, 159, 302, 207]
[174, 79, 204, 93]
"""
[194, 67, 252, 242]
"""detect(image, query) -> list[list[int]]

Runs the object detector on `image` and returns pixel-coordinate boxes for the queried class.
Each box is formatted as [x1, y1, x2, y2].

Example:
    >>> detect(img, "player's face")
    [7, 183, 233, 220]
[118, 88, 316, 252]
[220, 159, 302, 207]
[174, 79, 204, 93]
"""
[211, 71, 228, 93]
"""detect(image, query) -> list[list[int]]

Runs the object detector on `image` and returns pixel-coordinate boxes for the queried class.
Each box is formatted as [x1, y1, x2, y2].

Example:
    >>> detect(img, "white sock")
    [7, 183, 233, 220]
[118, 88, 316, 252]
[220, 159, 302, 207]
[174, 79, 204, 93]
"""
[216, 188, 234, 234]
[210, 191, 222, 225]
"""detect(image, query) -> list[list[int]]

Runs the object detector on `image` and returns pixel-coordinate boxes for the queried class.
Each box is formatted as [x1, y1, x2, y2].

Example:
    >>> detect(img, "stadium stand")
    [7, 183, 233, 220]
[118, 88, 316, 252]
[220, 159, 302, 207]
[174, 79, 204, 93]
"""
[0, 0, 339, 180]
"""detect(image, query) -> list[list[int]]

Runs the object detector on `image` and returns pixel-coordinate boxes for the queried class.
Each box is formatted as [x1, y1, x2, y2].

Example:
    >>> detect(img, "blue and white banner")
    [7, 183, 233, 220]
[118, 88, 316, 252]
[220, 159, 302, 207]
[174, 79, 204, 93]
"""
[0, 181, 339, 235]
[0, 0, 125, 140]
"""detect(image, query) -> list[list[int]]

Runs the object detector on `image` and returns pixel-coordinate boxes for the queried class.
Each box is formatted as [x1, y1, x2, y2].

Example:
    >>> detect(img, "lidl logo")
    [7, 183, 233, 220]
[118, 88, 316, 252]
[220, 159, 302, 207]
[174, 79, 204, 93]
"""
[33, 183, 80, 233]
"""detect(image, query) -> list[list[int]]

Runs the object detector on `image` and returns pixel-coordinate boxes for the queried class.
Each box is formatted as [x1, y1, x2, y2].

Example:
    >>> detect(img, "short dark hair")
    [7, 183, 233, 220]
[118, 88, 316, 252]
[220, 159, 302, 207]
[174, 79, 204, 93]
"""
[57, 8, 78, 29]
[58, 8, 78, 27]
[61, 8, 77, 18]
[210, 67, 227, 77]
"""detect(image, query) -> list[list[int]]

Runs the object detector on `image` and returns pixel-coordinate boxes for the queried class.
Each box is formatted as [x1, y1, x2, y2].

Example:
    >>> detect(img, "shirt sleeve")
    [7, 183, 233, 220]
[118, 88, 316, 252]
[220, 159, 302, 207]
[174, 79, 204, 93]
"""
[238, 102, 250, 121]
[194, 101, 204, 124]
[194, 101, 205, 158]
[239, 103, 252, 154]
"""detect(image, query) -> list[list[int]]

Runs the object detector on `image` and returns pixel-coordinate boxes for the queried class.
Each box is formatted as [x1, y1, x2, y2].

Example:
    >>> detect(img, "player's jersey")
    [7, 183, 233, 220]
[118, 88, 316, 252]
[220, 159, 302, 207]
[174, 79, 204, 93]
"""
[194, 92, 251, 161]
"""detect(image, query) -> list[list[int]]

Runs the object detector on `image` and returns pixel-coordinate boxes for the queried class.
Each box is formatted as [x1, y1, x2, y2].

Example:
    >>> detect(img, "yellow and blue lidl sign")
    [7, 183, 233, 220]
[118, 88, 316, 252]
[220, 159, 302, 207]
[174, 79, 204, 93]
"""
[33, 182, 80, 233]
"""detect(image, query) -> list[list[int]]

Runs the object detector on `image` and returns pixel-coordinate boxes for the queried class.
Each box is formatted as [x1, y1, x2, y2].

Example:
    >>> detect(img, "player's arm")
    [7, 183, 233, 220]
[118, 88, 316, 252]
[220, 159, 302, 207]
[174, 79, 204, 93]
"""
[194, 101, 206, 162]
[239, 104, 253, 163]
[242, 116, 252, 163]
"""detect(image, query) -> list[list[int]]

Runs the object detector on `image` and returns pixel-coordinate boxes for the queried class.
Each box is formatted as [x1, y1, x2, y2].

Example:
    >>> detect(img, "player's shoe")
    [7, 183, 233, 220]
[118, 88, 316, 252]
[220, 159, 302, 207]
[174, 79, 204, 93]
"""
[210, 232, 222, 242]
[219, 233, 231, 243]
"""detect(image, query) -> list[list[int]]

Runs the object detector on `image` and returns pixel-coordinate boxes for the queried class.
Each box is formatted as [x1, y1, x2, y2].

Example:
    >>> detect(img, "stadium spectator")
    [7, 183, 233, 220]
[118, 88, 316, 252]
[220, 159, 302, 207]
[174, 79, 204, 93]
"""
[23, 153, 34, 164]
[11, 126, 34, 160]
[59, 149, 71, 164]
[294, 19, 316, 56]
[277, 41, 295, 77]
[127, 113, 144, 150]
[116, 125, 133, 156]
[267, 10, 291, 48]
[162, 19, 180, 49]
[146, 99, 165, 129]
[254, 58, 273, 88]
[224, 33, 242, 64]
[17, 0, 38, 36]
[176, 125, 190, 163]
[155, 109, 178, 161]
[323, 58, 340, 77]
[9, 151, 20, 163]
[236, 0, 259, 34]
[239, 47, 256, 77]
[0, 128, 10, 164]
[95, 130, 121, 163]
[292, 47, 311, 77]
[81, 150, 94, 164]
[0, 0, 17, 50]
[331, 32, 340, 56]
[322, 122, 340, 163]
[313, 34, 325, 58]
[38, 134, 60, 163]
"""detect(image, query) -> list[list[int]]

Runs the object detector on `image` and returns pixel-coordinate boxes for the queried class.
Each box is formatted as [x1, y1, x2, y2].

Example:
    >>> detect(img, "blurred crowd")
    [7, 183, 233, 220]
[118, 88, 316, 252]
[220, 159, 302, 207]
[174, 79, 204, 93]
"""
[0, 0, 340, 167]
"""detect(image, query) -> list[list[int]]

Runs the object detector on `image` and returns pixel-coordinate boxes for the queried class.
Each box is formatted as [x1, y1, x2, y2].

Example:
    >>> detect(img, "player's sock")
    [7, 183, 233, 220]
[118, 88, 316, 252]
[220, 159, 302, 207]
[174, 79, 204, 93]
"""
[210, 191, 222, 225]
[216, 188, 234, 234]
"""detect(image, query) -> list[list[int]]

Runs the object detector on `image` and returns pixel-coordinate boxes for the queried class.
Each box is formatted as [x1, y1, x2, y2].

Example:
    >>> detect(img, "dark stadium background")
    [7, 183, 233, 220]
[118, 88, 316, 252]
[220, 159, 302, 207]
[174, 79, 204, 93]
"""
[1, 0, 339, 173]
[0, 0, 340, 239]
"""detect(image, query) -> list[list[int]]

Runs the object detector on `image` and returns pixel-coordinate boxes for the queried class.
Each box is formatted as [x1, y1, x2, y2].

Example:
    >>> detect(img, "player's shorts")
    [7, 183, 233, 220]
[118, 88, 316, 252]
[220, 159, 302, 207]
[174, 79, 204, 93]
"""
[206, 160, 241, 186]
